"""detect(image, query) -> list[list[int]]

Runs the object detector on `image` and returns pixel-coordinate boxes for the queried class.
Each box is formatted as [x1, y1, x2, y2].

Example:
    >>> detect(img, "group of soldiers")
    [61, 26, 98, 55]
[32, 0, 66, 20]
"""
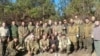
[0, 15, 96, 56]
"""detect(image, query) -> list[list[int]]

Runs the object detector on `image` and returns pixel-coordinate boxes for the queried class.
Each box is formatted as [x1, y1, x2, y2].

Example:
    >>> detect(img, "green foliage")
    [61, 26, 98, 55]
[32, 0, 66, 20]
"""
[0, 0, 57, 21]
[1, 0, 99, 21]
[64, 0, 96, 17]
[94, 0, 100, 18]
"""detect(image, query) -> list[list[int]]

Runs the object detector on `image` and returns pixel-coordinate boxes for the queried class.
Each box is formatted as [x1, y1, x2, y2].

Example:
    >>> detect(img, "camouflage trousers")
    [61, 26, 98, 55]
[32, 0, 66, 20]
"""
[78, 37, 84, 48]
[69, 36, 77, 51]
[0, 37, 7, 56]
[19, 37, 25, 47]
[6, 48, 17, 56]
[59, 45, 70, 53]
[83, 37, 93, 53]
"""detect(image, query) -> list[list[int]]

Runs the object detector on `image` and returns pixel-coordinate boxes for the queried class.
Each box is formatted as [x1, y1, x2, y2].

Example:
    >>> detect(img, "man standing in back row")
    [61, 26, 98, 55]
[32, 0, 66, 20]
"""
[92, 20, 100, 56]
[18, 21, 29, 48]
[83, 18, 93, 56]
[0, 22, 10, 56]
[28, 21, 34, 33]
[67, 18, 79, 52]
[10, 21, 18, 40]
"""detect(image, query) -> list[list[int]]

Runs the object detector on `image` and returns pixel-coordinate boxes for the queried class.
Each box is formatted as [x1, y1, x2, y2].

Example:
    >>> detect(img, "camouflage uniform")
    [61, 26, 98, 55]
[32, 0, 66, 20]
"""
[78, 23, 85, 48]
[27, 39, 39, 54]
[6, 41, 19, 56]
[62, 23, 68, 34]
[42, 25, 49, 34]
[28, 25, 34, 33]
[10, 25, 18, 39]
[48, 24, 52, 35]
[34, 26, 42, 38]
[59, 35, 71, 53]
[57, 24, 63, 34]
[83, 22, 93, 53]
[40, 39, 49, 52]
[67, 24, 79, 51]
[52, 25, 59, 34]
[18, 26, 29, 47]
[75, 19, 84, 49]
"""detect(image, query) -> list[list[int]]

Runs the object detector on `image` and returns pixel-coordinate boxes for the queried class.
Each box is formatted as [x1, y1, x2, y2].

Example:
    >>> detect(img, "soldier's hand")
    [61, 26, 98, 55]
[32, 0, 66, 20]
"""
[45, 46, 48, 49]
[28, 51, 31, 54]
[43, 47, 45, 50]
[51, 44, 56, 47]
[16, 46, 19, 49]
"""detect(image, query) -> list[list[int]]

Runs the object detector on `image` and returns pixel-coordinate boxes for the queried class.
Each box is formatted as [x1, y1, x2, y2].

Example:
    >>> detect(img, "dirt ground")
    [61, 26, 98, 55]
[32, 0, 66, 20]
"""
[24, 49, 96, 56]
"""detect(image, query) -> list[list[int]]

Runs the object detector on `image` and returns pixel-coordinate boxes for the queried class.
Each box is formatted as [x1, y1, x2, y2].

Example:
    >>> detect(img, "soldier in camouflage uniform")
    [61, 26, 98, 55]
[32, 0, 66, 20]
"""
[74, 15, 80, 25]
[26, 36, 39, 55]
[57, 33, 62, 41]
[10, 20, 18, 40]
[78, 20, 85, 49]
[39, 21, 43, 35]
[39, 20, 43, 27]
[28, 21, 34, 33]
[57, 21, 63, 34]
[34, 22, 42, 39]
[74, 16, 84, 49]
[83, 18, 93, 54]
[40, 34, 49, 52]
[18, 21, 29, 48]
[52, 21, 59, 34]
[59, 34, 71, 54]
[47, 20, 53, 36]
[6, 38, 20, 56]
[62, 19, 68, 34]
[67, 18, 79, 51]
[42, 22, 49, 35]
